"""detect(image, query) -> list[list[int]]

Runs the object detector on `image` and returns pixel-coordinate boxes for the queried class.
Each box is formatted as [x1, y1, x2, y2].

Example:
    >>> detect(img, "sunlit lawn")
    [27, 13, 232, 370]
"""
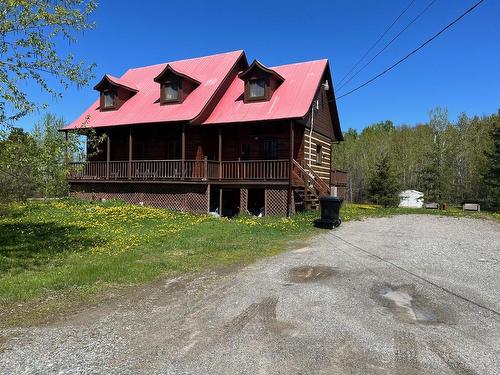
[0, 198, 497, 326]
[0, 198, 320, 325]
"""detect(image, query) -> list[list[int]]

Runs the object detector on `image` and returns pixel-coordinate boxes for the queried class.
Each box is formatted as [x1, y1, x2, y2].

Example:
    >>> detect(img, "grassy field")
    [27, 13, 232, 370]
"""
[0, 198, 498, 326]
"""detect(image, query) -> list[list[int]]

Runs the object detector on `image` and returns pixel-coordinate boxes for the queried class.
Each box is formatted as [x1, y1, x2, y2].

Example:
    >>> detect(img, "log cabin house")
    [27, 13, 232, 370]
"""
[63, 50, 344, 216]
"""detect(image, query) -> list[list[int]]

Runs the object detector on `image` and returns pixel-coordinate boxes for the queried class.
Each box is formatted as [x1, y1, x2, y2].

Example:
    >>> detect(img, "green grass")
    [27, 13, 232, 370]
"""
[341, 203, 500, 222]
[0, 198, 497, 326]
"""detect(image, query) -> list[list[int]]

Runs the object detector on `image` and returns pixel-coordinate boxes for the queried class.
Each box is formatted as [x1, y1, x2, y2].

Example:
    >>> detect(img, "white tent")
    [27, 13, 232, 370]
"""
[399, 190, 424, 208]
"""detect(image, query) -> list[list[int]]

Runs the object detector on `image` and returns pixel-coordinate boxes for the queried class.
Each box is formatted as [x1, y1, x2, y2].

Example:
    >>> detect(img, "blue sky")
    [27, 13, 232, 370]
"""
[14, 0, 500, 132]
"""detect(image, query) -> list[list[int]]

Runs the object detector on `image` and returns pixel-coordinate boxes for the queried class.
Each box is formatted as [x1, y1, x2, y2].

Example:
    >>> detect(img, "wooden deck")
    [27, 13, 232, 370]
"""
[67, 159, 291, 182]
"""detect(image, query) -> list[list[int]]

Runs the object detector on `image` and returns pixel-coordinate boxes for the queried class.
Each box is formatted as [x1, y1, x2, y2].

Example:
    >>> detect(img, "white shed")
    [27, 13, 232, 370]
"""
[399, 190, 424, 208]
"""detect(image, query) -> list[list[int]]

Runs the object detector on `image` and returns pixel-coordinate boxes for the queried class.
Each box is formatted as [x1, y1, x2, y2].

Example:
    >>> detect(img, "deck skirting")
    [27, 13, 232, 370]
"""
[70, 182, 209, 213]
[70, 182, 292, 216]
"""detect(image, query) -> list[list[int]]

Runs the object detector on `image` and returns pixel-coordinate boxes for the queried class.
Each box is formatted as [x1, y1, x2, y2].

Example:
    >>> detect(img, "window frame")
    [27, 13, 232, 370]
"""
[316, 144, 323, 165]
[244, 77, 269, 102]
[160, 79, 182, 104]
[101, 90, 116, 110]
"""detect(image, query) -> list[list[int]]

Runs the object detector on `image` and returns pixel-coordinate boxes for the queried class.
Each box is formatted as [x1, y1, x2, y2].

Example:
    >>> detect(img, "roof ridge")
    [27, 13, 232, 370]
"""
[126, 50, 244, 73]
[269, 58, 328, 69]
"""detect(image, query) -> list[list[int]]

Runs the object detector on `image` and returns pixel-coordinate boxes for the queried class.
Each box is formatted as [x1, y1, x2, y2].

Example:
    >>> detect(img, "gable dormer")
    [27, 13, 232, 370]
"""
[238, 59, 284, 103]
[153, 64, 200, 105]
[94, 74, 138, 111]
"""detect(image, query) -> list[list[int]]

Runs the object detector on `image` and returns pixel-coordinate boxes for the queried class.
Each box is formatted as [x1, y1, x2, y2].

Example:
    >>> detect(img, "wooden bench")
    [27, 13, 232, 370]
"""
[463, 203, 480, 212]
[424, 202, 439, 209]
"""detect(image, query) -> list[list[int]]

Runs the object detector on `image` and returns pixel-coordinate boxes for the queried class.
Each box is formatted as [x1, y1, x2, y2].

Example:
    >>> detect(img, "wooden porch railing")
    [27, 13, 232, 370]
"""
[67, 159, 290, 181]
[221, 160, 289, 180]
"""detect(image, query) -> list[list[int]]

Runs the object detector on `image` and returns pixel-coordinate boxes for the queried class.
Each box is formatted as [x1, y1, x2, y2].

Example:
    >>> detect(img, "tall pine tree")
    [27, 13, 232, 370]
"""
[368, 155, 400, 207]
[483, 119, 500, 209]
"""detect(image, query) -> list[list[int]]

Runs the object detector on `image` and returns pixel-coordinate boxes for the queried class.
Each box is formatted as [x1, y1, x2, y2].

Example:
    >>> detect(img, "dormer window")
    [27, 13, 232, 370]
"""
[239, 59, 285, 103]
[154, 64, 200, 105]
[161, 81, 180, 103]
[249, 78, 266, 99]
[103, 90, 116, 109]
[94, 74, 138, 111]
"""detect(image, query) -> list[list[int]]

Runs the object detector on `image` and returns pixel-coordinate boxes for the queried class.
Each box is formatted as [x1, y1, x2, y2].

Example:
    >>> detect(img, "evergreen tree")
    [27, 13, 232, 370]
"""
[417, 147, 442, 202]
[367, 155, 400, 207]
[483, 119, 500, 209]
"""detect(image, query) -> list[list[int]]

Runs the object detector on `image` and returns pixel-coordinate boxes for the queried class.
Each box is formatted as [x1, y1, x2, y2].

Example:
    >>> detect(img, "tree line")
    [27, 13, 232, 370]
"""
[1, 108, 499, 210]
[0, 114, 107, 202]
[0, 115, 80, 201]
[332, 108, 500, 210]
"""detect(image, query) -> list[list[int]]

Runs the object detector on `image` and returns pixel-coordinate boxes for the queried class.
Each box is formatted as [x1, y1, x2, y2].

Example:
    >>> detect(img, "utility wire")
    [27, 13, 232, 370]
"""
[336, 0, 416, 87]
[335, 0, 486, 101]
[337, 0, 437, 93]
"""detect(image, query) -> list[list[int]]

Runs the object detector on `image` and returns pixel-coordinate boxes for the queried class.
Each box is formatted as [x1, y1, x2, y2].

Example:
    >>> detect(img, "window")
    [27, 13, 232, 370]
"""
[316, 144, 323, 165]
[249, 79, 266, 99]
[154, 65, 200, 105]
[94, 74, 137, 111]
[238, 60, 284, 102]
[103, 91, 115, 108]
[261, 138, 277, 160]
[163, 81, 180, 102]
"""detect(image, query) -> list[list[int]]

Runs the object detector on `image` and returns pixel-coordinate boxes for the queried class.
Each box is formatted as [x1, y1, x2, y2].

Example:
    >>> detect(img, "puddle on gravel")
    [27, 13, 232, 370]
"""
[374, 285, 446, 324]
[288, 266, 337, 283]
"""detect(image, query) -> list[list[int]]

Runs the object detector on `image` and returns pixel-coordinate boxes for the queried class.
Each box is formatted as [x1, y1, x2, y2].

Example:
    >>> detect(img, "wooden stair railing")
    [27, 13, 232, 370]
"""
[308, 167, 331, 196]
[292, 160, 330, 197]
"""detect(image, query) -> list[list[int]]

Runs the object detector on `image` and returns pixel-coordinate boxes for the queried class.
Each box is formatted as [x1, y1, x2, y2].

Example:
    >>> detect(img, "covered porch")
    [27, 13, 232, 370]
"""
[67, 121, 301, 183]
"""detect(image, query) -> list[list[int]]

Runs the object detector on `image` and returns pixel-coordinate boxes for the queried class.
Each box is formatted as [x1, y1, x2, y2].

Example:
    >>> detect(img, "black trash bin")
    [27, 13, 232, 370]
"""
[314, 196, 343, 229]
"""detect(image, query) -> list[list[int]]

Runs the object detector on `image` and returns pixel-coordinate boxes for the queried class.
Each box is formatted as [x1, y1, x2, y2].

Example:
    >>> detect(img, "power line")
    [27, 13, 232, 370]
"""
[336, 0, 416, 88]
[337, 0, 437, 93]
[335, 0, 486, 101]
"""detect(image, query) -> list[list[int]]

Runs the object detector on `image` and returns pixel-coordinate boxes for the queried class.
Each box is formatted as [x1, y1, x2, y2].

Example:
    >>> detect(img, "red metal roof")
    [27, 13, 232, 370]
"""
[203, 59, 328, 124]
[65, 50, 244, 130]
[64, 51, 334, 131]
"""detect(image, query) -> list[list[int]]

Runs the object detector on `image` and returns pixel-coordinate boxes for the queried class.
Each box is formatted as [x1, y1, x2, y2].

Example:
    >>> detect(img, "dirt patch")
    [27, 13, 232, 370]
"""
[288, 265, 337, 283]
[372, 284, 449, 324]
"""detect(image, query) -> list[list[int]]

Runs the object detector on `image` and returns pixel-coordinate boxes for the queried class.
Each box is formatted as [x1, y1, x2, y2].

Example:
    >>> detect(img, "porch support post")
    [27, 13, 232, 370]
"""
[203, 156, 208, 181]
[181, 124, 186, 180]
[219, 187, 223, 216]
[288, 120, 294, 217]
[218, 127, 222, 181]
[106, 132, 110, 180]
[128, 127, 132, 179]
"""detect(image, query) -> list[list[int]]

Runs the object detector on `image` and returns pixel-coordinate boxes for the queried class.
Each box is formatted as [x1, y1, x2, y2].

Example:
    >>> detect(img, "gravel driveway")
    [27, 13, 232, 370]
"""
[1, 215, 499, 374]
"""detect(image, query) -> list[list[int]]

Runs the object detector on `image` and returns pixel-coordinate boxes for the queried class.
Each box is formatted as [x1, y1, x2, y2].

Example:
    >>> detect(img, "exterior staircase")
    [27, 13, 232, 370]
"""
[292, 160, 330, 212]
[296, 189, 320, 210]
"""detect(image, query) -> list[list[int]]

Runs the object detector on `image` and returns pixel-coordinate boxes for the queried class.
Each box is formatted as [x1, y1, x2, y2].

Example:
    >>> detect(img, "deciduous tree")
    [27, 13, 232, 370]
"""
[0, 0, 97, 126]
